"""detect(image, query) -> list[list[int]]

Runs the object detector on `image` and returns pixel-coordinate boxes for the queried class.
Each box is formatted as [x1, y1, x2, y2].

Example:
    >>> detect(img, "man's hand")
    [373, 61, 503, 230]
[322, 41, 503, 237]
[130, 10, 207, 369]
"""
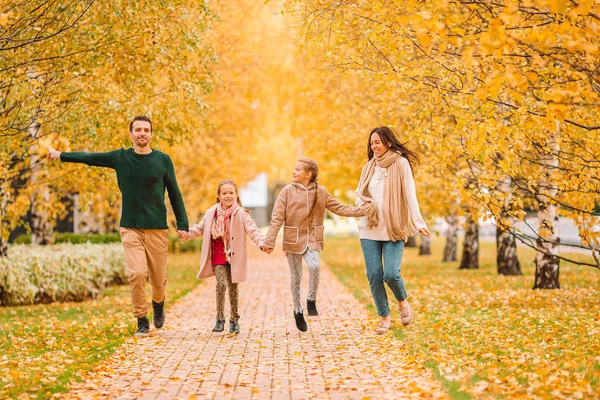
[177, 230, 189, 241]
[261, 245, 273, 254]
[48, 147, 62, 160]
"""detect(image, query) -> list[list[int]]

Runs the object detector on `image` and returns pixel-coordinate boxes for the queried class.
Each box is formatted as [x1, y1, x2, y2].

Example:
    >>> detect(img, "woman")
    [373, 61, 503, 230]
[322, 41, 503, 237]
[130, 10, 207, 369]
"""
[356, 126, 431, 334]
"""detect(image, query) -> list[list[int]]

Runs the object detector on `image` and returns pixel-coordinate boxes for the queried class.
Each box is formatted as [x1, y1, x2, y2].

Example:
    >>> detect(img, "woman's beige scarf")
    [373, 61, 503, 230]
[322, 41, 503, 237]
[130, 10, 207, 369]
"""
[357, 150, 417, 242]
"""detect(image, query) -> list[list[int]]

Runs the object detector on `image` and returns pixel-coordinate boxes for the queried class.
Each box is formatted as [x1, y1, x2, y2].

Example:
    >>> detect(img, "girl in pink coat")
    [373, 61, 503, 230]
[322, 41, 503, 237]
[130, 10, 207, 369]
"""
[182, 179, 265, 334]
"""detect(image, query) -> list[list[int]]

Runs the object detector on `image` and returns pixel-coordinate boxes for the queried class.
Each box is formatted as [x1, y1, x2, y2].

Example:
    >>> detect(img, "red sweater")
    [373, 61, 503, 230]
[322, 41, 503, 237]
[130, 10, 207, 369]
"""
[211, 213, 227, 265]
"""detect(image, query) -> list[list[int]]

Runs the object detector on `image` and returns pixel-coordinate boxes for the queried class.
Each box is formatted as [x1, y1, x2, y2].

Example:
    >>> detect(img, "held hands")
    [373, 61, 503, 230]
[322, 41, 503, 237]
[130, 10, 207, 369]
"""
[260, 245, 273, 254]
[177, 230, 190, 242]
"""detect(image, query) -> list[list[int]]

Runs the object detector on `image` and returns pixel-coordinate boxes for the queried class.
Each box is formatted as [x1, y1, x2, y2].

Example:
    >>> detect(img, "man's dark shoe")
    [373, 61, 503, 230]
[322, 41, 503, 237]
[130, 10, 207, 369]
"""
[294, 311, 308, 332]
[212, 320, 225, 332]
[152, 300, 165, 329]
[307, 300, 318, 316]
[229, 320, 240, 334]
[135, 316, 150, 336]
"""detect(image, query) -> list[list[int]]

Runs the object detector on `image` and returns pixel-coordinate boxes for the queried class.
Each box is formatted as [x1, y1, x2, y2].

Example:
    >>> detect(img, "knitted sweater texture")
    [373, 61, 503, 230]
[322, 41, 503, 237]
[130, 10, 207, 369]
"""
[61, 148, 188, 230]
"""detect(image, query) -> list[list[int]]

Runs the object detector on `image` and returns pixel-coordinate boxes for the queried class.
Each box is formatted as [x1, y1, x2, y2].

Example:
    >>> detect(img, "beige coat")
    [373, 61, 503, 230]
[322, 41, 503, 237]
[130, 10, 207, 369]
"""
[188, 204, 264, 283]
[264, 182, 364, 253]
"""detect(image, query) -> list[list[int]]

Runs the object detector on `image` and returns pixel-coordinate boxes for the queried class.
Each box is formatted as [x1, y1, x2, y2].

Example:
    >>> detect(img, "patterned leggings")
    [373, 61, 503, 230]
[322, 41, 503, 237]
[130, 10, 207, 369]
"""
[215, 264, 239, 322]
[286, 249, 321, 313]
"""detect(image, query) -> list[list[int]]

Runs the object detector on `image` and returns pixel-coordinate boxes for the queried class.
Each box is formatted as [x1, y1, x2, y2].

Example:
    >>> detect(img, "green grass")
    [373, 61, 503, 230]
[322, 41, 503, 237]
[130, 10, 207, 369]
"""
[321, 237, 600, 399]
[0, 252, 201, 399]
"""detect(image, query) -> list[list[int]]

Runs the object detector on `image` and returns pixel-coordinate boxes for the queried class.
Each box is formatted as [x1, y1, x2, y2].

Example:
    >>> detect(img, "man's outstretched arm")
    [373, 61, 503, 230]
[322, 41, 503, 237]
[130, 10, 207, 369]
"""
[48, 147, 120, 168]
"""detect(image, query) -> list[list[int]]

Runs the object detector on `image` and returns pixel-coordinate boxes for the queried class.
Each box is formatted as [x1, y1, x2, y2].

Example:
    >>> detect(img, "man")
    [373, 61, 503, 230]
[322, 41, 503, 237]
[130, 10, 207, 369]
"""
[49, 116, 188, 335]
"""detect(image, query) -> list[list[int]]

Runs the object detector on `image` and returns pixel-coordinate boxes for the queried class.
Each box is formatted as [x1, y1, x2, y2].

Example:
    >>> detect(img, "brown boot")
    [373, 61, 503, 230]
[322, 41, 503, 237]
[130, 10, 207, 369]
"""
[399, 300, 414, 326]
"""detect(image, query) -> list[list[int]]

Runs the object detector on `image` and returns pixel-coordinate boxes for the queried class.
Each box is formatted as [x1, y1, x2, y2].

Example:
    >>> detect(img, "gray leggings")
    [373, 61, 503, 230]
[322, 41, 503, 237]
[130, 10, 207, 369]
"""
[287, 248, 321, 313]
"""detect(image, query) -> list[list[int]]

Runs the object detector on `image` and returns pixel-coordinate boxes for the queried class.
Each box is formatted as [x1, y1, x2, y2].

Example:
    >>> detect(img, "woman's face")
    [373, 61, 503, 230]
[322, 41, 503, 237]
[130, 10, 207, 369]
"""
[218, 184, 237, 209]
[370, 132, 389, 158]
[292, 162, 312, 186]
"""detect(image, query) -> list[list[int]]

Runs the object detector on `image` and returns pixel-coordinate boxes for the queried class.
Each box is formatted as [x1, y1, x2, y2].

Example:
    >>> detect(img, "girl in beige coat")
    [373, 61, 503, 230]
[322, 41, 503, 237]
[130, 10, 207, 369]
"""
[263, 158, 366, 332]
[182, 180, 265, 334]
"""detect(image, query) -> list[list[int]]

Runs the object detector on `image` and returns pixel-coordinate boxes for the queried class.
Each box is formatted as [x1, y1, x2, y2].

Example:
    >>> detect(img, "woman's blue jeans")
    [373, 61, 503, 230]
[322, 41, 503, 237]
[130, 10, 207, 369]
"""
[360, 239, 407, 317]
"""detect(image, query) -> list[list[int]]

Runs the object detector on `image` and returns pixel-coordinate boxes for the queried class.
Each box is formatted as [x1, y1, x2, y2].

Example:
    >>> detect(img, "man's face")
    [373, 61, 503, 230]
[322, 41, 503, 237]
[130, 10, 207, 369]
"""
[129, 120, 152, 147]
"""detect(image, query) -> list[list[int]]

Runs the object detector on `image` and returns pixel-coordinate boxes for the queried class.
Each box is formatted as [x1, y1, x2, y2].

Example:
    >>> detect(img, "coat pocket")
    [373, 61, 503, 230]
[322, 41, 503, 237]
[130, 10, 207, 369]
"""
[283, 226, 299, 244]
[315, 225, 325, 243]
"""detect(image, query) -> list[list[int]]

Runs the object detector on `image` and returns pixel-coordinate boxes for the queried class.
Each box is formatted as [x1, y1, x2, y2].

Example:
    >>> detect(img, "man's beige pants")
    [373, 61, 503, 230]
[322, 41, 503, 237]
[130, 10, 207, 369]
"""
[120, 228, 169, 318]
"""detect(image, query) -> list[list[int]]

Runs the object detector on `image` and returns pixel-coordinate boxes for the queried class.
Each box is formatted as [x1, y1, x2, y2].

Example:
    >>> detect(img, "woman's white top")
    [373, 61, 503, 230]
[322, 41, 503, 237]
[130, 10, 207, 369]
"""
[356, 157, 428, 241]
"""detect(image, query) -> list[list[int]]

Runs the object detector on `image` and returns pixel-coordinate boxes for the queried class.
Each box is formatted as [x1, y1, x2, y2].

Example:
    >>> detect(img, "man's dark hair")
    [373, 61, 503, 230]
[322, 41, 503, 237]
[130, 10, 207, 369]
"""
[129, 116, 153, 132]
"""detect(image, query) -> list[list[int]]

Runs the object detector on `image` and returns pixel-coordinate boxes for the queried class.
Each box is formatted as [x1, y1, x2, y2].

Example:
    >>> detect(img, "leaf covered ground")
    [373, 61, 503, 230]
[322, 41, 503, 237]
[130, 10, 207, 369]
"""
[321, 237, 600, 399]
[0, 253, 201, 399]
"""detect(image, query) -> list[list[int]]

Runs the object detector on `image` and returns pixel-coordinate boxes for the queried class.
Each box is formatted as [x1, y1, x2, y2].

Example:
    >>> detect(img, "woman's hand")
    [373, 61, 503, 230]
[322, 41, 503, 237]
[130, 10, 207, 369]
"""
[418, 227, 431, 237]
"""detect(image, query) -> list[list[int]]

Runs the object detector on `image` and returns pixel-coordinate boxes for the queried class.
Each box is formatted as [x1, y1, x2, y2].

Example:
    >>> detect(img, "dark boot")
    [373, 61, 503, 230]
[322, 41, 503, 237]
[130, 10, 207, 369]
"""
[212, 320, 225, 332]
[294, 311, 308, 332]
[229, 320, 240, 334]
[135, 316, 150, 336]
[307, 300, 318, 316]
[152, 300, 165, 328]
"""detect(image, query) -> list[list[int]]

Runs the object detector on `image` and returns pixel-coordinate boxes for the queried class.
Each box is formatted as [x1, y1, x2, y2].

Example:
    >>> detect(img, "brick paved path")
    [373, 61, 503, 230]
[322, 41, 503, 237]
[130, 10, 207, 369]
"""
[68, 247, 447, 399]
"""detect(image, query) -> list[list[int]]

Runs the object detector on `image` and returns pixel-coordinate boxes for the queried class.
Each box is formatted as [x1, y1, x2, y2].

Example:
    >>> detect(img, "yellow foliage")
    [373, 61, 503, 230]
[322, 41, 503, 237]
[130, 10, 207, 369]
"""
[287, 0, 600, 254]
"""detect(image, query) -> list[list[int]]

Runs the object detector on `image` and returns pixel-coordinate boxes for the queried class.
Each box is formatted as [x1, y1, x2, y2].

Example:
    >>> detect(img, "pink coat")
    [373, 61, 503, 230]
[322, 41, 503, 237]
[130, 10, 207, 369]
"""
[188, 204, 264, 283]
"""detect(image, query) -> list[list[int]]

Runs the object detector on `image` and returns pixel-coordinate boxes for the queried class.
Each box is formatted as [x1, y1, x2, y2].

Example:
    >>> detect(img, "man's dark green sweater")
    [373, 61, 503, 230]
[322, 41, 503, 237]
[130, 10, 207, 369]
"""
[61, 148, 188, 230]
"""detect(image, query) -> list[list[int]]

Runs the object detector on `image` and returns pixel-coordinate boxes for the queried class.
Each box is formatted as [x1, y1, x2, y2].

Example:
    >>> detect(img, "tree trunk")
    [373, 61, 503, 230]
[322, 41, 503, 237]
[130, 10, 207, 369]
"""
[405, 235, 417, 247]
[0, 181, 11, 257]
[533, 122, 560, 289]
[443, 214, 458, 262]
[0, 187, 7, 257]
[496, 227, 522, 275]
[0, 239, 6, 257]
[459, 214, 479, 269]
[495, 176, 522, 275]
[29, 122, 53, 245]
[72, 193, 80, 234]
[419, 235, 431, 255]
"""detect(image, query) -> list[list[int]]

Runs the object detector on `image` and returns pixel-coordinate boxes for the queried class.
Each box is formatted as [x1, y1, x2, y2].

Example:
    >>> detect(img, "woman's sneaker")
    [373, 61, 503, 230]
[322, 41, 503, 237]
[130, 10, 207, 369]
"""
[135, 316, 150, 336]
[294, 311, 308, 332]
[375, 321, 391, 335]
[399, 300, 414, 326]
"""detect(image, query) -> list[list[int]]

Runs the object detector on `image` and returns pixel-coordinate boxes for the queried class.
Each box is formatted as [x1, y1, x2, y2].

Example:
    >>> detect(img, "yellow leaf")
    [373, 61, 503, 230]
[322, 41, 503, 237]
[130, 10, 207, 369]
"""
[416, 28, 432, 49]
[548, 103, 567, 122]
[526, 71, 538, 83]
[549, 0, 568, 13]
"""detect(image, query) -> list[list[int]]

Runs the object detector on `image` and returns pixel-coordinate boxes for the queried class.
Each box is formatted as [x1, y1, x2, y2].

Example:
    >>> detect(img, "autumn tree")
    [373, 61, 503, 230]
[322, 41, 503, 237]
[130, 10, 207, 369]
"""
[1, 0, 216, 253]
[288, 0, 600, 288]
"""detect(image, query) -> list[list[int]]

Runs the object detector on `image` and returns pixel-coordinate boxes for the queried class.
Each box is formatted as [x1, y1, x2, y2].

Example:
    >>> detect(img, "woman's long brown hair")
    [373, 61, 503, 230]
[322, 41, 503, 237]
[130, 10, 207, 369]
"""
[367, 126, 420, 174]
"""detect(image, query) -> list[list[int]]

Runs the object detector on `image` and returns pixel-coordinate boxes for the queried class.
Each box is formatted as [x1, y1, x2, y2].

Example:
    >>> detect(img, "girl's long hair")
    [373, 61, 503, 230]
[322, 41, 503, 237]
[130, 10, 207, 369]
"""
[297, 157, 319, 223]
[367, 126, 420, 174]
[216, 179, 243, 206]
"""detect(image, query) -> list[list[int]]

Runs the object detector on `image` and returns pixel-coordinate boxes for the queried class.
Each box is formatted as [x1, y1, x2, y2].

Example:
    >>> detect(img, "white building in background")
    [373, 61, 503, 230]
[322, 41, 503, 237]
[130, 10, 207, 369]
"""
[240, 172, 270, 227]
